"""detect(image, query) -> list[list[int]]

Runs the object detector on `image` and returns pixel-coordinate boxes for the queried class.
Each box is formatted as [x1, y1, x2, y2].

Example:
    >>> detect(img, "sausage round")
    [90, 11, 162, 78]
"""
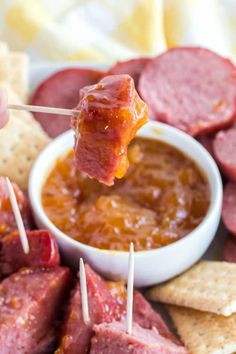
[139, 47, 236, 136]
[213, 126, 236, 182]
[222, 182, 236, 236]
[223, 236, 236, 263]
[108, 58, 150, 87]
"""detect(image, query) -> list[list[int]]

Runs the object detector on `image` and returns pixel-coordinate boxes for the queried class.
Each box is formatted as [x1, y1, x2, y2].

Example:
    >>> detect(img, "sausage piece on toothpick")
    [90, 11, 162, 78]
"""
[0, 229, 60, 278]
[0, 177, 33, 238]
[72, 75, 148, 186]
[8, 74, 148, 185]
[90, 321, 188, 354]
[90, 244, 188, 353]
[0, 178, 60, 278]
[55, 263, 117, 354]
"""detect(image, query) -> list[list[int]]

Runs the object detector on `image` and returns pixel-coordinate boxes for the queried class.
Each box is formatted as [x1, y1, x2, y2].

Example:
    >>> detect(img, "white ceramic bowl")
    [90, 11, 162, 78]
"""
[29, 121, 222, 287]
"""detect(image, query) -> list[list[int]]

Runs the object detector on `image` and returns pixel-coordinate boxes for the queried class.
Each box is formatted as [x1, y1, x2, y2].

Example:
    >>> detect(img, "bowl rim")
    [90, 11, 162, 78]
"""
[29, 121, 223, 257]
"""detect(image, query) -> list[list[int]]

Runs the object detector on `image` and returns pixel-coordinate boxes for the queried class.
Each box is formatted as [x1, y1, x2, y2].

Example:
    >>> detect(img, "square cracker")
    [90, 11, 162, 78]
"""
[0, 88, 50, 189]
[147, 261, 236, 316]
[168, 306, 236, 354]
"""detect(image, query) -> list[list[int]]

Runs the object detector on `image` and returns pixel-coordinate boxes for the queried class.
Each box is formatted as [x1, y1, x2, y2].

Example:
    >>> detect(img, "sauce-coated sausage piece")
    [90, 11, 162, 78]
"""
[72, 74, 148, 186]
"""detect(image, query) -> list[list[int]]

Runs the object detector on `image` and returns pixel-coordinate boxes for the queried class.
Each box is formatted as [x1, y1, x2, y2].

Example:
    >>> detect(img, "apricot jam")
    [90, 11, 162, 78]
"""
[42, 138, 210, 251]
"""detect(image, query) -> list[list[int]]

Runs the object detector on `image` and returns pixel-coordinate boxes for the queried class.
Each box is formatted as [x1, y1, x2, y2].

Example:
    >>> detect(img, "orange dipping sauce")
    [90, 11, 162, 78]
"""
[42, 137, 210, 251]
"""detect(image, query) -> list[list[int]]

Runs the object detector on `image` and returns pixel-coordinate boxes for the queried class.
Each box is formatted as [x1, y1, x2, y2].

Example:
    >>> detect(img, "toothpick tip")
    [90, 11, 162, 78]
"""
[5, 177, 30, 254]
[130, 242, 134, 252]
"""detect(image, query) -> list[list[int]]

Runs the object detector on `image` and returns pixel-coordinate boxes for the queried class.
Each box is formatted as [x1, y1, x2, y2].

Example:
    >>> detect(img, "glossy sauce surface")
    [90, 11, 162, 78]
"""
[42, 137, 210, 251]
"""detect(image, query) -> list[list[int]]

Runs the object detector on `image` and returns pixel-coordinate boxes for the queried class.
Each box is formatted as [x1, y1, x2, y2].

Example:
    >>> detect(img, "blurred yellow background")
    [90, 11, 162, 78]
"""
[0, 0, 235, 63]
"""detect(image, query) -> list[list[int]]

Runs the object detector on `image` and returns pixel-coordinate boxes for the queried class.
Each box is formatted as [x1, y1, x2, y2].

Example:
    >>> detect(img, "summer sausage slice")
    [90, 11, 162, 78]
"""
[139, 47, 236, 136]
[213, 126, 236, 182]
[108, 58, 150, 87]
[0, 177, 33, 238]
[31, 68, 104, 138]
[222, 182, 236, 236]
[56, 264, 117, 354]
[197, 134, 215, 157]
[0, 267, 71, 354]
[72, 74, 148, 186]
[90, 321, 188, 354]
[223, 236, 236, 263]
[0, 229, 60, 278]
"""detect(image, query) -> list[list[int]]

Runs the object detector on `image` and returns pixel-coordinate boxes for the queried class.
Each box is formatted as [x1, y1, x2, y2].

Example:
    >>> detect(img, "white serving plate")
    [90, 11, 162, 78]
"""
[29, 63, 224, 287]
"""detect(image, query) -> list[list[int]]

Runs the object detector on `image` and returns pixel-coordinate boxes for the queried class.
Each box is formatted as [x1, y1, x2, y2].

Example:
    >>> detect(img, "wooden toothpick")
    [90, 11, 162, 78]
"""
[80, 258, 90, 325]
[126, 242, 134, 335]
[5, 177, 29, 254]
[8, 103, 79, 116]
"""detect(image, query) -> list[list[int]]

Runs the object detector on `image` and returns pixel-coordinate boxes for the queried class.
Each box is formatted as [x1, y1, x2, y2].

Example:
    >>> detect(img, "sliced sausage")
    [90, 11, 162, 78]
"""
[0, 229, 60, 278]
[139, 47, 236, 136]
[222, 182, 236, 236]
[223, 235, 236, 262]
[108, 58, 150, 87]
[31, 68, 104, 138]
[0, 267, 71, 354]
[213, 126, 236, 182]
[197, 134, 215, 157]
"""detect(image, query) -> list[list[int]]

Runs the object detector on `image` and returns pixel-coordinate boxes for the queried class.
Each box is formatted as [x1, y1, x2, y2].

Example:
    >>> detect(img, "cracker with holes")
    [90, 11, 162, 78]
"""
[0, 88, 50, 189]
[168, 306, 236, 354]
[147, 261, 236, 316]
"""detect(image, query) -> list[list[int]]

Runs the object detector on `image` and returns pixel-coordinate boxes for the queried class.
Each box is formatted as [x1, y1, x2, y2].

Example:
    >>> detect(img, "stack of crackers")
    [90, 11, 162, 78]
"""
[0, 41, 50, 189]
[147, 261, 236, 353]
